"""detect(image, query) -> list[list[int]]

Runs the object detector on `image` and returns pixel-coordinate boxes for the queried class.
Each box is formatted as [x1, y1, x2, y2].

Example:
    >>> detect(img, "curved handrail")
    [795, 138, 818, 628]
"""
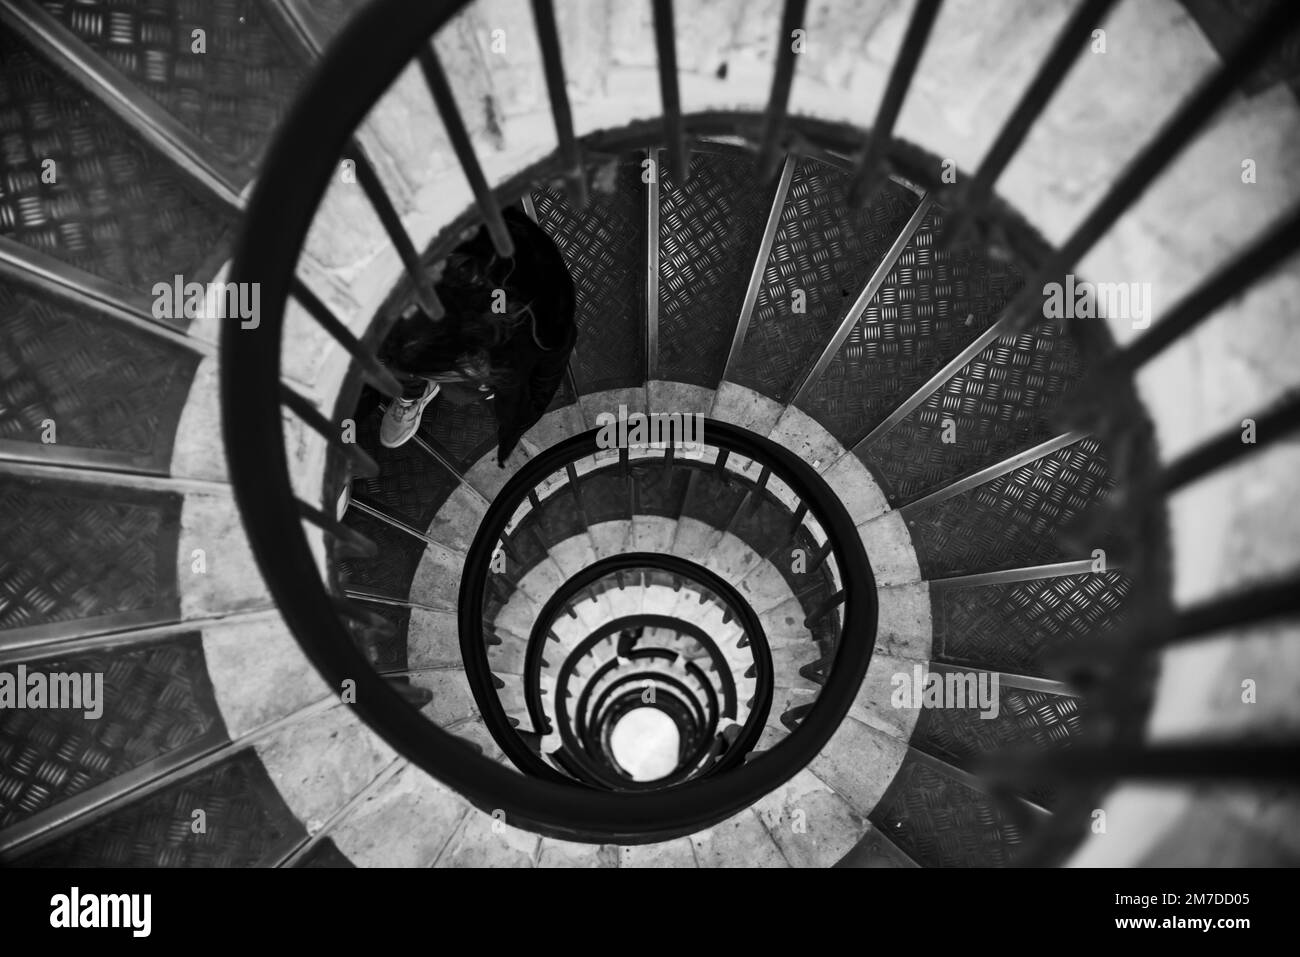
[227, 41, 879, 827]
[519, 554, 764, 753]
[598, 689, 704, 783]
[554, 613, 741, 727]
[540, 613, 740, 788]
[224, 0, 1288, 856]
[459, 420, 875, 841]
[567, 654, 718, 790]
[220, 0, 1158, 851]
[578, 654, 716, 754]
[463, 405, 873, 796]
[492, 450, 844, 631]
[582, 660, 714, 745]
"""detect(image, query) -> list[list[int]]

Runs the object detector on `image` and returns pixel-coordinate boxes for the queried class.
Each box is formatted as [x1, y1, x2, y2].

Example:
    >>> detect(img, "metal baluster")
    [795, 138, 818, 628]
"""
[299, 500, 378, 558]
[847, 0, 945, 205]
[530, 0, 588, 206]
[1003, 0, 1300, 333]
[280, 385, 380, 478]
[938, 0, 1119, 248]
[757, 0, 810, 181]
[415, 45, 515, 257]
[349, 147, 445, 319]
[290, 278, 404, 398]
[651, 0, 688, 184]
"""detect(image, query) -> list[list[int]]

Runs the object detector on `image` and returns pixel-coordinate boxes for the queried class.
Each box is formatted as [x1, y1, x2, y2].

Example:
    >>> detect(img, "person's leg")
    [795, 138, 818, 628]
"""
[376, 304, 449, 448]
[398, 372, 431, 400]
[380, 374, 439, 448]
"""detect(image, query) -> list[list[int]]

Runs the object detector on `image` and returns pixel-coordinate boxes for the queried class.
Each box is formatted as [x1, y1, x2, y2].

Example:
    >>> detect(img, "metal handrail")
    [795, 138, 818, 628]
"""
[220, 0, 1300, 855]
[454, 423, 871, 838]
[515, 559, 763, 784]
[554, 614, 742, 729]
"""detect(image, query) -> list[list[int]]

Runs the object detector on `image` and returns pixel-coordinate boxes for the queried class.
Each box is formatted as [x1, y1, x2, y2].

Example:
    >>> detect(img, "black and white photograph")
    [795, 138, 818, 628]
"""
[0, 0, 1297, 929]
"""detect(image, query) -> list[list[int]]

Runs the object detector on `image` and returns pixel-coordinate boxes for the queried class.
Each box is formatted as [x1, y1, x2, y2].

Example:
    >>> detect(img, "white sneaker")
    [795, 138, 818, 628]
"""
[380, 381, 439, 448]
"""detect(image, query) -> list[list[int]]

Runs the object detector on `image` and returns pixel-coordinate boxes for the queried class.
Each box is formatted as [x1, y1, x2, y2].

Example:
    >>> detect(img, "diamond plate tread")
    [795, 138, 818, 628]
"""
[913, 690, 1083, 811]
[862, 320, 1085, 505]
[532, 159, 645, 393]
[0, 633, 222, 828]
[575, 471, 631, 526]
[678, 466, 744, 531]
[868, 753, 1026, 867]
[418, 392, 500, 472]
[13, 747, 304, 866]
[351, 402, 459, 528]
[797, 205, 1027, 445]
[36, 0, 309, 183]
[361, 602, 410, 674]
[0, 31, 237, 294]
[657, 146, 773, 388]
[904, 437, 1112, 580]
[0, 477, 181, 632]
[338, 511, 426, 599]
[729, 158, 920, 402]
[502, 524, 548, 578]
[294, 836, 355, 867]
[0, 284, 198, 468]
[336, 512, 419, 670]
[837, 826, 920, 867]
[335, 595, 411, 675]
[934, 572, 1131, 676]
[626, 460, 689, 518]
[528, 485, 584, 552]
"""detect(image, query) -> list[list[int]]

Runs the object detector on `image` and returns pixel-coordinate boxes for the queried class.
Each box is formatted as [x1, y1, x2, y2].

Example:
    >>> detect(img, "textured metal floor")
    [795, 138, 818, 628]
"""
[0, 0, 1168, 868]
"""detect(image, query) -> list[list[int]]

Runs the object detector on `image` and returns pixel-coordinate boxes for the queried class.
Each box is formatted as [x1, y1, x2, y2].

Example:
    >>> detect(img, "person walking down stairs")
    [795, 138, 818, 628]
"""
[376, 206, 578, 465]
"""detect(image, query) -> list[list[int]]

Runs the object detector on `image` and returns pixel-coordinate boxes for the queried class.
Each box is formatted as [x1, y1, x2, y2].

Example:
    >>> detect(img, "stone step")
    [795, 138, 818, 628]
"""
[192, 0, 1300, 868]
[255, 703, 400, 841]
[329, 763, 473, 868]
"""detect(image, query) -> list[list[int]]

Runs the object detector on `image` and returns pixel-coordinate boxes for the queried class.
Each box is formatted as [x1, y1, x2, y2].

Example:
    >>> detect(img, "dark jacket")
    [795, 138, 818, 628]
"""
[384, 208, 577, 466]
[483, 210, 577, 465]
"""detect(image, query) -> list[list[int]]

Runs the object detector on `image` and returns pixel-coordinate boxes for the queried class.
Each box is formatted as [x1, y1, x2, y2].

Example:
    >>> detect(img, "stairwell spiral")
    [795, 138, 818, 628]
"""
[1, 0, 1298, 868]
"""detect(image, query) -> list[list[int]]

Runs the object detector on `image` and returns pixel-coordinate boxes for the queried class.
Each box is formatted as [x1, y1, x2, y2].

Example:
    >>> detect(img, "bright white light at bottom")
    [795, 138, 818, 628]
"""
[609, 706, 680, 781]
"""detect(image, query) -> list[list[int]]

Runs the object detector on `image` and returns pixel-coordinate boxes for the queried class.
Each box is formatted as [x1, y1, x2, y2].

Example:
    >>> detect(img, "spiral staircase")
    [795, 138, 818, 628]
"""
[2, 0, 1299, 868]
